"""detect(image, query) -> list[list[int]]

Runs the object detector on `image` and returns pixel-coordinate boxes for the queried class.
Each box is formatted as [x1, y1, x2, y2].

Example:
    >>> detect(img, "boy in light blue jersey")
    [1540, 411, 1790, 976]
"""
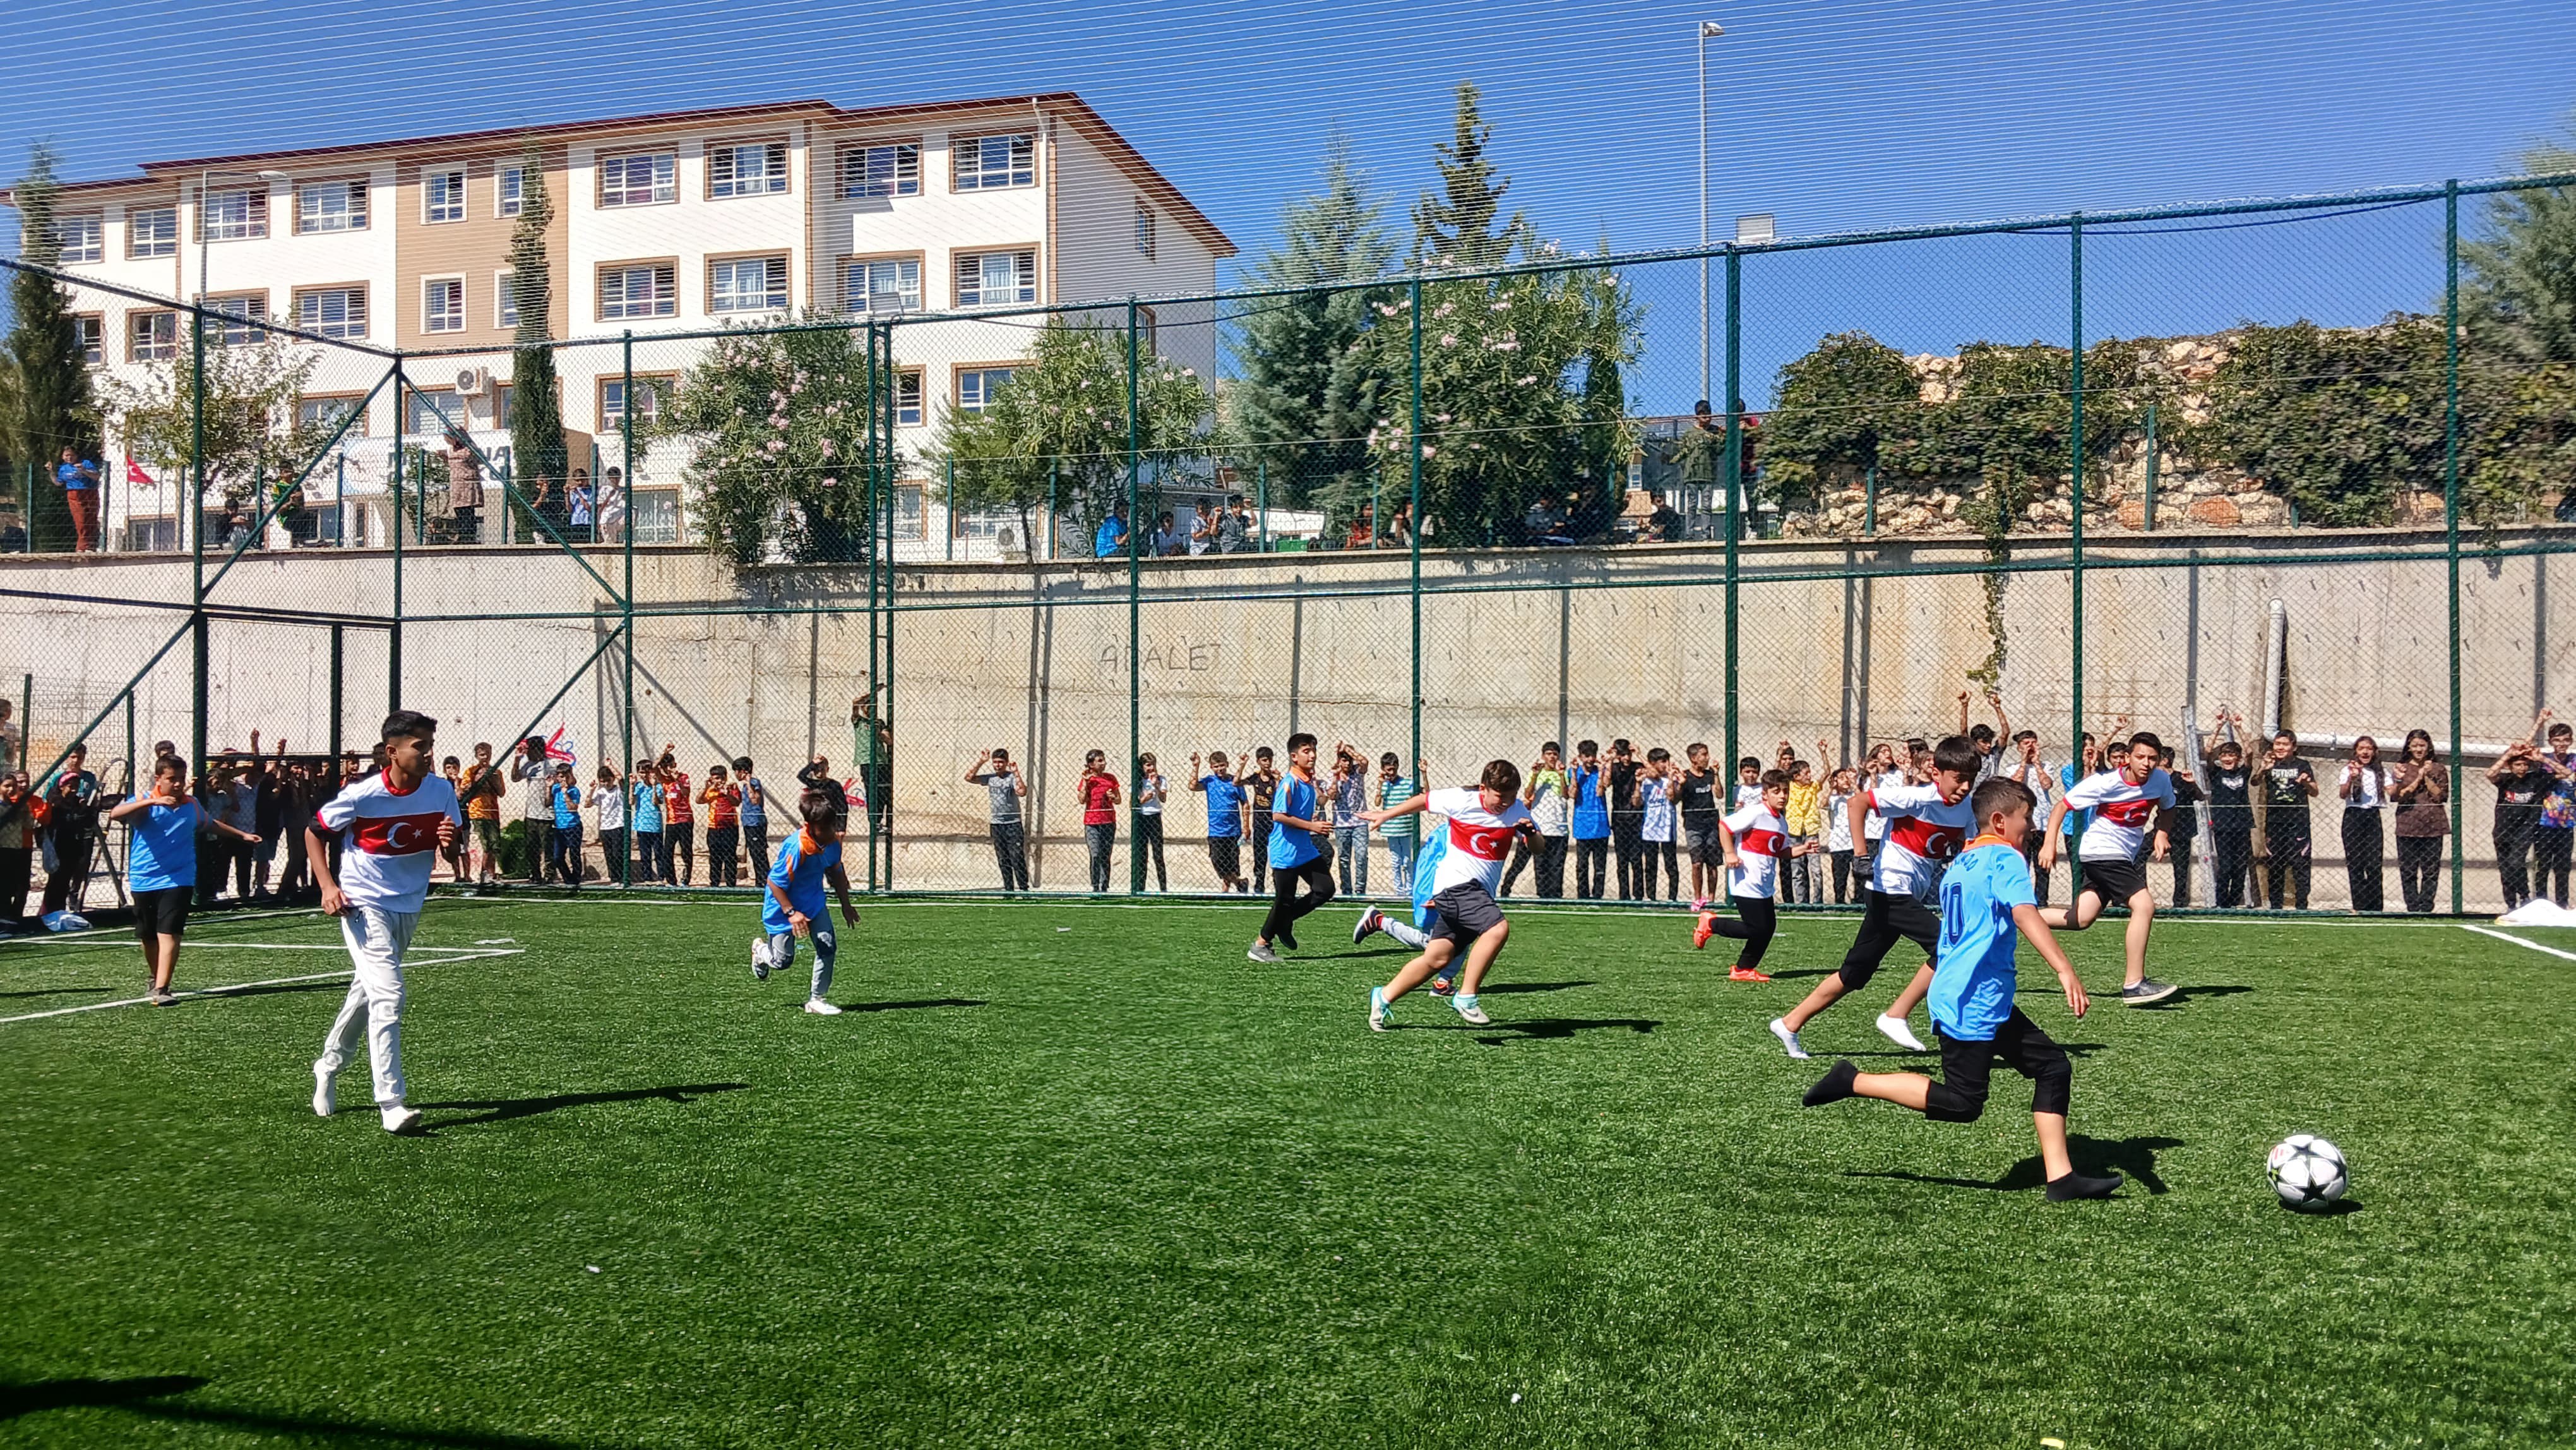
[1801, 777, 2125, 1202]
[752, 788, 861, 1014]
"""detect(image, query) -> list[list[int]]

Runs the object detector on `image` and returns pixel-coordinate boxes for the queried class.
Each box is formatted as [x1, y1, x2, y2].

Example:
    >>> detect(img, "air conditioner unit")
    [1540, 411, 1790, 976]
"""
[454, 366, 492, 397]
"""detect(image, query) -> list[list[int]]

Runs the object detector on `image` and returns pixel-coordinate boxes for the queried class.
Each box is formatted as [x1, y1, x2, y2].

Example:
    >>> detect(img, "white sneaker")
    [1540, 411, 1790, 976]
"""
[1368, 986, 1394, 1033]
[380, 1105, 424, 1134]
[803, 998, 843, 1016]
[751, 937, 772, 981]
[1770, 1017, 1811, 1060]
[1875, 1013, 1929, 1052]
[312, 1062, 337, 1117]
[1452, 995, 1491, 1026]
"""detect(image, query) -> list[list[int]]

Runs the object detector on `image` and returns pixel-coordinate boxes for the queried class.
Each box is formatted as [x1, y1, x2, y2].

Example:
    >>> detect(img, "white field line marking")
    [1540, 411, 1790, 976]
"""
[0, 947, 525, 1025]
[2459, 925, 2576, 962]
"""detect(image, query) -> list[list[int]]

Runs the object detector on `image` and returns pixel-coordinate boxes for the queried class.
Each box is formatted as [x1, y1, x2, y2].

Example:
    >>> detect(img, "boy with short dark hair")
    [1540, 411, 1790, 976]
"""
[1693, 767, 1818, 981]
[1244, 747, 1280, 894]
[1678, 743, 1724, 909]
[1802, 776, 2123, 1202]
[2039, 732, 2179, 1005]
[1362, 758, 1537, 1029]
[752, 788, 861, 1014]
[1249, 733, 1334, 962]
[1733, 755, 1764, 810]
[1189, 750, 1249, 892]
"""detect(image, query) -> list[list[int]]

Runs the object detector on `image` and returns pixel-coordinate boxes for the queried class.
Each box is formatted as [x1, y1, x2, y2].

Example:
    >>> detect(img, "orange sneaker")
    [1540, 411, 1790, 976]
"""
[1691, 912, 1717, 950]
[1729, 964, 1772, 983]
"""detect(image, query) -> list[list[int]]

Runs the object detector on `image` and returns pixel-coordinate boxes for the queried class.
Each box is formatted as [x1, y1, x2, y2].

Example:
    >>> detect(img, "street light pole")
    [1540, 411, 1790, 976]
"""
[1697, 20, 1724, 413]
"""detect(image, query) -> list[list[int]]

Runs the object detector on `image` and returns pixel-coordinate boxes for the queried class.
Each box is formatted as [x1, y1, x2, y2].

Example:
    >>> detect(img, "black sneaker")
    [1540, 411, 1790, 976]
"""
[1802, 1060, 1860, 1108]
[2045, 1170, 2124, 1201]
[1277, 926, 1298, 952]
[2120, 979, 2180, 1007]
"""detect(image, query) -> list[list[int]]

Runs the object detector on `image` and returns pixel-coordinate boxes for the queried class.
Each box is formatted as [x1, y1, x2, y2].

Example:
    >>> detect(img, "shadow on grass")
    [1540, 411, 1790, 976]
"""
[1479, 981, 1596, 995]
[830, 997, 987, 1014]
[1846, 1134, 2183, 1195]
[0, 985, 116, 1000]
[133, 1401, 619, 1448]
[417, 1082, 749, 1130]
[1471, 1016, 1660, 1045]
[2, 1375, 208, 1420]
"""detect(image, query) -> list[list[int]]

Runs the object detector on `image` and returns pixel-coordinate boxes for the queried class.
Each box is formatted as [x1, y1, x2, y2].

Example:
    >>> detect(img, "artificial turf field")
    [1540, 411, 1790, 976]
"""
[3, 894, 2571, 1449]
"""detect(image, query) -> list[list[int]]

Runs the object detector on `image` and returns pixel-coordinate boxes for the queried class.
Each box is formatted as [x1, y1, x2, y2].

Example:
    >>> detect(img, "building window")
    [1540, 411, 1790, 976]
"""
[957, 366, 1016, 414]
[599, 152, 676, 207]
[841, 256, 921, 315]
[201, 186, 268, 241]
[599, 376, 669, 429]
[955, 249, 1036, 307]
[201, 294, 268, 347]
[297, 180, 367, 234]
[708, 141, 789, 198]
[423, 277, 465, 333]
[299, 395, 368, 436]
[895, 368, 923, 427]
[1135, 201, 1157, 260]
[54, 213, 103, 264]
[897, 483, 926, 541]
[423, 169, 467, 224]
[1138, 304, 1157, 354]
[954, 133, 1035, 191]
[129, 205, 179, 258]
[710, 255, 789, 314]
[840, 141, 919, 198]
[497, 164, 525, 218]
[73, 315, 103, 364]
[496, 269, 518, 329]
[407, 389, 464, 435]
[130, 310, 178, 361]
[295, 286, 369, 340]
[599, 262, 677, 320]
[496, 381, 516, 422]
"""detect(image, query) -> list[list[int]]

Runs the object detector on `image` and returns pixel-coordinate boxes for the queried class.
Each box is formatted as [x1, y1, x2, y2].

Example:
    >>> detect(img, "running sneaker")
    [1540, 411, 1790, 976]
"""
[2120, 978, 2181, 1007]
[1729, 965, 1771, 983]
[1429, 974, 1457, 997]
[1692, 912, 1718, 950]
[1247, 942, 1281, 964]
[2045, 1170, 2125, 1201]
[311, 1062, 337, 1117]
[1368, 986, 1395, 1033]
[1352, 908, 1384, 945]
[1875, 1013, 1929, 1052]
[1768, 1017, 1810, 1060]
[803, 998, 844, 1016]
[751, 937, 772, 981]
[380, 1105, 426, 1135]
[1277, 926, 1299, 951]
[1451, 995, 1491, 1026]
[148, 989, 177, 1007]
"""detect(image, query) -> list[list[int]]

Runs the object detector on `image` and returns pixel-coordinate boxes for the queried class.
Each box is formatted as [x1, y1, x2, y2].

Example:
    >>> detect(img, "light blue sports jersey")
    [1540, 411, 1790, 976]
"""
[761, 831, 842, 935]
[1410, 820, 1448, 928]
[1929, 839, 2037, 1042]
[1268, 775, 1322, 870]
[126, 799, 206, 892]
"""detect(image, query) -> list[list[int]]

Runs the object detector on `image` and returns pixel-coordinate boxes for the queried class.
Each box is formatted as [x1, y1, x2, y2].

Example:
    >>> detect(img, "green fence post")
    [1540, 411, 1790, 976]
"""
[1126, 297, 1143, 896]
[1863, 464, 1877, 537]
[1409, 275, 1425, 775]
[945, 455, 955, 562]
[1047, 457, 1058, 559]
[189, 296, 208, 772]
[2068, 213, 2086, 905]
[1256, 461, 1268, 553]
[328, 623, 344, 766]
[621, 331, 637, 890]
[2444, 180, 2464, 915]
[880, 322, 898, 894]
[862, 321, 881, 892]
[389, 361, 405, 711]
[2142, 403, 2158, 533]
[1722, 247, 1742, 776]
[17, 673, 29, 770]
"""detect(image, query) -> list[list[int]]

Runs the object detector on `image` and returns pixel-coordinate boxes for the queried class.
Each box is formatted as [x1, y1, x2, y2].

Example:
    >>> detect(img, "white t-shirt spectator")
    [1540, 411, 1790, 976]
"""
[1723, 803, 1791, 900]
[1641, 775, 1678, 844]
[1863, 781, 1975, 900]
[1823, 790, 1855, 853]
[318, 769, 463, 913]
[1526, 772, 1568, 837]
[592, 782, 627, 832]
[2063, 768, 2175, 862]
[1428, 786, 1534, 897]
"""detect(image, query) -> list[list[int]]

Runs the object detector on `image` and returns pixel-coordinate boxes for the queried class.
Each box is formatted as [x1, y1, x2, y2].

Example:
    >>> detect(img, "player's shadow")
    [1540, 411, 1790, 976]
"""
[1470, 1016, 1659, 1045]
[2174, 984, 2255, 1003]
[830, 997, 987, 1014]
[1847, 1133, 2182, 1195]
[1, 1374, 208, 1421]
[1479, 981, 1595, 995]
[131, 1399, 610, 1447]
[419, 1082, 749, 1130]
[0, 984, 116, 999]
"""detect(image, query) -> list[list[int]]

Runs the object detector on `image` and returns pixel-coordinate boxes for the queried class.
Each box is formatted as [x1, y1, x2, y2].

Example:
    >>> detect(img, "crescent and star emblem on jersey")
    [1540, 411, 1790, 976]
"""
[1450, 821, 1517, 861]
[1741, 827, 1787, 858]
[355, 813, 449, 855]
[2097, 798, 2159, 825]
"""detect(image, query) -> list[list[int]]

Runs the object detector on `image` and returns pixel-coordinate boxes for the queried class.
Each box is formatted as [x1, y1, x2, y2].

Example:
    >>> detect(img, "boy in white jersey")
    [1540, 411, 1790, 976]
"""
[1693, 767, 1819, 981]
[1360, 759, 1537, 1030]
[306, 710, 463, 1134]
[1771, 735, 1979, 1059]
[2038, 731, 2180, 1005]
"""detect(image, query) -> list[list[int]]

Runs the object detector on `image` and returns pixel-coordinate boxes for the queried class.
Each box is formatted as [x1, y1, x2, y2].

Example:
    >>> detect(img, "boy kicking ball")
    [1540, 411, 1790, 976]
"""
[2038, 732, 2181, 1005]
[1359, 760, 1535, 1030]
[1802, 777, 2125, 1202]
[753, 789, 862, 1014]
[308, 710, 463, 1135]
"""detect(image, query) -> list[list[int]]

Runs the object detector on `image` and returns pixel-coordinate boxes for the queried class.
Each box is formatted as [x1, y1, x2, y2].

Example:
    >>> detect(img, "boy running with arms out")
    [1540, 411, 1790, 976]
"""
[1770, 734, 1980, 1059]
[2037, 731, 2181, 1005]
[1693, 767, 1819, 981]
[1361, 759, 1536, 1029]
[307, 710, 463, 1135]
[752, 789, 862, 1014]
[1248, 733, 1335, 962]
[1802, 777, 2124, 1202]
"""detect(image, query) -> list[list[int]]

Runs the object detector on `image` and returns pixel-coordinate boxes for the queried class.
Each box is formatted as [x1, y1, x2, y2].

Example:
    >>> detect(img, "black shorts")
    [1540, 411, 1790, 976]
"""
[1928, 1007, 2072, 1122]
[1683, 822, 1724, 865]
[1209, 837, 1241, 878]
[1837, 888, 1941, 990]
[2077, 856, 2149, 905]
[132, 885, 191, 939]
[1426, 882, 1505, 946]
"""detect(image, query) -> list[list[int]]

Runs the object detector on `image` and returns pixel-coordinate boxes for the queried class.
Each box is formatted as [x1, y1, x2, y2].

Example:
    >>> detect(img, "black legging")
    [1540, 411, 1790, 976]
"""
[1261, 856, 1335, 943]
[2340, 808, 2384, 912]
[2212, 827, 2253, 908]
[1575, 836, 1609, 898]
[2395, 833, 2443, 913]
[1647, 839, 1680, 899]
[666, 822, 695, 885]
[2264, 832, 2313, 909]
[1705, 894, 1777, 971]
[1136, 813, 1167, 891]
[1613, 822, 1644, 899]
[2536, 827, 2573, 908]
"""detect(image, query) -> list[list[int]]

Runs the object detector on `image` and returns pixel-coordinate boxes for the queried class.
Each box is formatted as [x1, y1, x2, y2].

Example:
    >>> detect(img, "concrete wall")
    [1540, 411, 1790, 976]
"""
[3, 528, 2566, 908]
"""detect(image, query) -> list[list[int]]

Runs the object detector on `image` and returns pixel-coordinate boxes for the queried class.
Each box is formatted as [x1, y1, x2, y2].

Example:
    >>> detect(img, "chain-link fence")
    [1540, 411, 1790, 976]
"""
[3, 177, 2571, 920]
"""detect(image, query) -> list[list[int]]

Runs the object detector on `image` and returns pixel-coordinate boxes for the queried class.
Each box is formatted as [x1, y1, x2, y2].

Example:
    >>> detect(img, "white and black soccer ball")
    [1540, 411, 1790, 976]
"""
[2266, 1134, 2349, 1211]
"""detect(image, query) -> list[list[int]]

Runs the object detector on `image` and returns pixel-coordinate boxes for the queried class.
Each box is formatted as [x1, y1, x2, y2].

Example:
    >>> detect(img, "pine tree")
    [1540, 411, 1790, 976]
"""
[506, 142, 568, 534]
[1227, 140, 1398, 509]
[8, 143, 97, 551]
[1409, 83, 1528, 270]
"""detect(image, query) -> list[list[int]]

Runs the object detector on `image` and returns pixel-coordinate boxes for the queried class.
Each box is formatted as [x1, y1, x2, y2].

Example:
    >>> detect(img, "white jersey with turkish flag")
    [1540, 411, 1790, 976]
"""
[2063, 767, 2174, 861]
[1428, 786, 1534, 897]
[1864, 781, 1975, 901]
[318, 769, 462, 913]
[1724, 803, 1791, 900]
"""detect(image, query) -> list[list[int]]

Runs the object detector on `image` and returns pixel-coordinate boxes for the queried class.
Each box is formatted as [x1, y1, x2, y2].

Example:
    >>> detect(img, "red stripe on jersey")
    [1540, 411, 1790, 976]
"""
[353, 812, 448, 856]
[1449, 818, 1517, 862]
[1739, 826, 1787, 859]
[1888, 816, 1967, 860]
[2096, 797, 2158, 826]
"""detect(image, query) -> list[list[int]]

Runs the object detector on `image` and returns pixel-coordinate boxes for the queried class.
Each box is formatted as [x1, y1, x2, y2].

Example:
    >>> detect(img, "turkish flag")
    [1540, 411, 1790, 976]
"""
[353, 812, 448, 855]
[1449, 818, 1517, 861]
[124, 458, 155, 487]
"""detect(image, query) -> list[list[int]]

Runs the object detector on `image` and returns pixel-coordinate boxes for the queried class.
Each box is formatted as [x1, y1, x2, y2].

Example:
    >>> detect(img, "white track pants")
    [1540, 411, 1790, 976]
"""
[317, 906, 419, 1108]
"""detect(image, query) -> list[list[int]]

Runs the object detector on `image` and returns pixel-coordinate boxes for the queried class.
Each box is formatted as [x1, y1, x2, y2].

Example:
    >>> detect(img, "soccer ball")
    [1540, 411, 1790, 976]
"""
[2266, 1134, 2349, 1211]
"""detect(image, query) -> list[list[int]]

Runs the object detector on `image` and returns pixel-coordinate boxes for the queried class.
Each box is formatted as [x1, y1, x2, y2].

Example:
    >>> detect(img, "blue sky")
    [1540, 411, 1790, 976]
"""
[4, 0, 2568, 409]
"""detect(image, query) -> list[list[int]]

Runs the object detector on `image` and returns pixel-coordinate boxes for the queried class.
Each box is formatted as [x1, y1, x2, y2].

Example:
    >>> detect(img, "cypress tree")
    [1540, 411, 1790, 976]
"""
[505, 141, 567, 534]
[1409, 83, 1528, 270]
[8, 143, 97, 551]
